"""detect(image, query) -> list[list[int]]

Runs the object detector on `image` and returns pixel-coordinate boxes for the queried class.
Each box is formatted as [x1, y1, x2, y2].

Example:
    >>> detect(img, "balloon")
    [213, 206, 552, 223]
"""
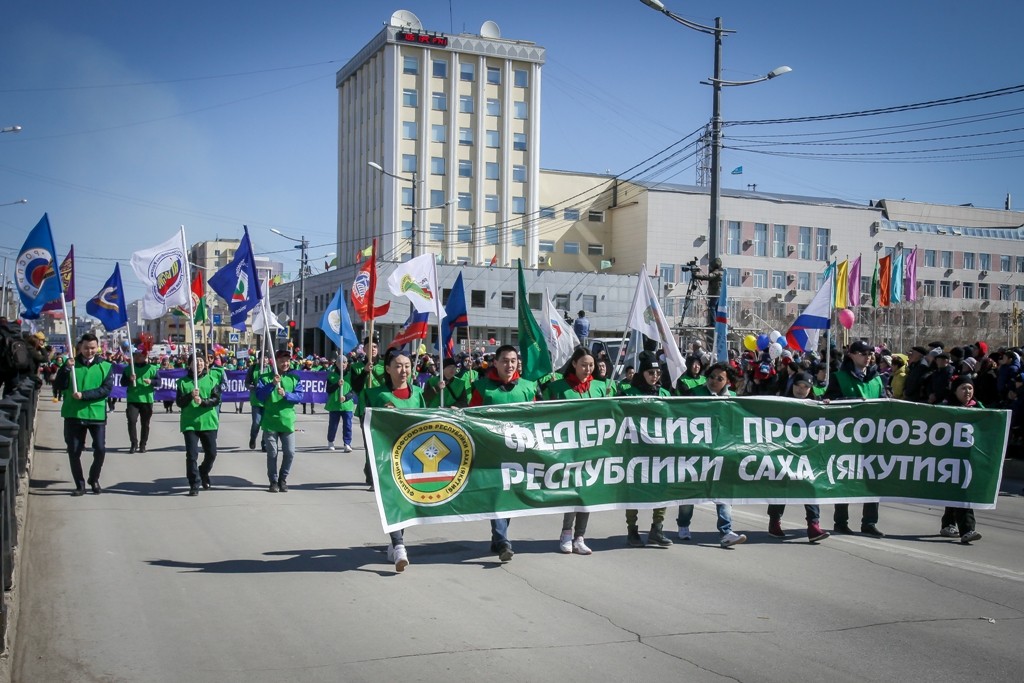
[756, 334, 770, 351]
[743, 334, 758, 352]
[769, 330, 782, 343]
[768, 342, 783, 359]
[418, 343, 427, 355]
[488, 337, 496, 345]
[838, 308, 856, 330]
[778, 335, 788, 348]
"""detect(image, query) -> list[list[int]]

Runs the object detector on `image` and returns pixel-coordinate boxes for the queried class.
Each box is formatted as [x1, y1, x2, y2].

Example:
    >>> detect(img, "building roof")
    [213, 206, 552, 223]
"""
[632, 179, 866, 209]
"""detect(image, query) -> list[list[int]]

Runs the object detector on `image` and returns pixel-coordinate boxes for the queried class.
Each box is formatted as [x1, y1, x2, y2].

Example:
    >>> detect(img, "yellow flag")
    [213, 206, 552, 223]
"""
[835, 260, 849, 309]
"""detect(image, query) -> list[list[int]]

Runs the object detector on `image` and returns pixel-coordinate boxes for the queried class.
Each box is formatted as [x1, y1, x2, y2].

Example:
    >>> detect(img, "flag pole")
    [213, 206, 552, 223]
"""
[59, 291, 78, 394]
[124, 318, 137, 386]
[615, 267, 646, 381]
[437, 313, 445, 408]
[180, 226, 199, 385]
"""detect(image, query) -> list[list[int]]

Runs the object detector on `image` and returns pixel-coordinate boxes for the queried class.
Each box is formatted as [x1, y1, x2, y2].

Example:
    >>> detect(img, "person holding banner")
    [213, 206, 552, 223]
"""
[257, 350, 304, 493]
[424, 358, 466, 408]
[124, 341, 158, 453]
[676, 355, 708, 396]
[938, 376, 983, 544]
[175, 353, 221, 496]
[55, 333, 115, 495]
[326, 355, 356, 452]
[469, 345, 539, 562]
[543, 347, 612, 555]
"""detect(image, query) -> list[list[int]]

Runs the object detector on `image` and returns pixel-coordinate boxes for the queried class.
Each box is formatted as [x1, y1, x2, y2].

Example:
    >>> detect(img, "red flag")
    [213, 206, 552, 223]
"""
[878, 254, 892, 307]
[387, 311, 430, 351]
[350, 239, 390, 321]
[489, 253, 498, 267]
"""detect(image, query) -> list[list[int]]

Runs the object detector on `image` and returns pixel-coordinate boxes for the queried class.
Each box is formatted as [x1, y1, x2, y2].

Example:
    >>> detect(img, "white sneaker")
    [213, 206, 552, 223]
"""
[572, 537, 592, 555]
[559, 529, 573, 554]
[939, 525, 959, 538]
[677, 526, 691, 541]
[343, 444, 353, 453]
[960, 530, 982, 544]
[393, 544, 409, 571]
[328, 442, 336, 451]
[720, 531, 747, 548]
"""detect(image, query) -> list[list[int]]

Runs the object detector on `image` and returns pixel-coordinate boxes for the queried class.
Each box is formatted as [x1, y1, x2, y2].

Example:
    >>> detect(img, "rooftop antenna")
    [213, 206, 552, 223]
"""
[390, 9, 423, 30]
[480, 20, 501, 39]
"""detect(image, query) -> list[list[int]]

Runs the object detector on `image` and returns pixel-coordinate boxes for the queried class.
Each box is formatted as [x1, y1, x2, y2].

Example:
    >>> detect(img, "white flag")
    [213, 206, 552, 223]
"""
[129, 228, 191, 320]
[252, 307, 283, 333]
[387, 254, 446, 319]
[626, 264, 685, 386]
[542, 288, 580, 369]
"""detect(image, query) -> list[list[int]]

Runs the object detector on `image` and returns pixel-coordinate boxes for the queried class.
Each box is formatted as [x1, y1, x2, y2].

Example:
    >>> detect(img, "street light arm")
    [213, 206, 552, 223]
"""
[704, 66, 792, 87]
[270, 227, 304, 243]
[637, 0, 735, 36]
[367, 161, 407, 183]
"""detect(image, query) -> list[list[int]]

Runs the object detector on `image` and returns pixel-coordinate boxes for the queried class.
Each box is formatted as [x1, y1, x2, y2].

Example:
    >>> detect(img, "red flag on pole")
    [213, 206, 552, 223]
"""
[878, 254, 892, 307]
[350, 239, 390, 321]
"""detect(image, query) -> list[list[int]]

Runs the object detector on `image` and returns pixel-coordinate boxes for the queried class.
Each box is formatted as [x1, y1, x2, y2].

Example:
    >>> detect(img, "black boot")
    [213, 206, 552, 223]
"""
[627, 525, 644, 547]
[648, 524, 673, 547]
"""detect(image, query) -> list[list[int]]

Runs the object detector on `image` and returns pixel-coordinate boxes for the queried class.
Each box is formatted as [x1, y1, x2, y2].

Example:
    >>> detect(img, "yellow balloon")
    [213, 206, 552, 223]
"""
[418, 343, 427, 355]
[743, 334, 758, 352]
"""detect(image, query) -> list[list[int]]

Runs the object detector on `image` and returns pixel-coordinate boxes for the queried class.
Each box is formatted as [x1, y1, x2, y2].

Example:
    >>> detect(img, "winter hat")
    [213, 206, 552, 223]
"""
[638, 355, 662, 374]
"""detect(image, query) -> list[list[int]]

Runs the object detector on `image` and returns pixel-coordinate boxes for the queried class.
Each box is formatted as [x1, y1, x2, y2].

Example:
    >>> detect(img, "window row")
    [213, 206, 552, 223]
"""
[724, 223, 831, 261]
[920, 280, 1024, 301]
[400, 121, 527, 150]
[403, 58, 529, 87]
[921, 250, 1024, 272]
[401, 90, 529, 118]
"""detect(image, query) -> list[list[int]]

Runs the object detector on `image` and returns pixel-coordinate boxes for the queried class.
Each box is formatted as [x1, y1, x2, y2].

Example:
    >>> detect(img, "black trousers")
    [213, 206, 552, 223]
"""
[126, 402, 153, 448]
[64, 420, 106, 489]
[183, 430, 218, 487]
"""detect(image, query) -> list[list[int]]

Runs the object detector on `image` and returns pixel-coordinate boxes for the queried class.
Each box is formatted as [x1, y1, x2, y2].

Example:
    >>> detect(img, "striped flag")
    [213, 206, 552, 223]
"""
[785, 271, 833, 352]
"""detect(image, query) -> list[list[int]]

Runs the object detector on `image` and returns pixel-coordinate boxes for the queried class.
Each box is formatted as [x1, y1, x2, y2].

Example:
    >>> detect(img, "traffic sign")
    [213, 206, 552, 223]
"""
[276, 328, 288, 339]
[229, 332, 240, 343]
[213, 314, 222, 325]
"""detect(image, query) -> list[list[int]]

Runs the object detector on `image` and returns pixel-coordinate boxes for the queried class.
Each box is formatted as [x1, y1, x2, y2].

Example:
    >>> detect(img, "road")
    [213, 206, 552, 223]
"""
[13, 398, 1024, 682]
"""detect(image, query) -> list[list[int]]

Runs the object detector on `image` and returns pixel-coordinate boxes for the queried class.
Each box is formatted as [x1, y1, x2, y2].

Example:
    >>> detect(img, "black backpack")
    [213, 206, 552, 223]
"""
[0, 324, 34, 374]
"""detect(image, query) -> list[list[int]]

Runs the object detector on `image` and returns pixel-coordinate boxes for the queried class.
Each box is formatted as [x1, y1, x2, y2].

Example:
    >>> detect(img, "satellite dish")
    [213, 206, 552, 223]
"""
[480, 20, 501, 39]
[390, 9, 423, 30]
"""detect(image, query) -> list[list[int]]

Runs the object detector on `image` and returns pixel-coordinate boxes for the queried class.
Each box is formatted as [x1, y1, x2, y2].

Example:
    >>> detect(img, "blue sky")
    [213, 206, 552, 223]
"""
[2, 1, 1023, 304]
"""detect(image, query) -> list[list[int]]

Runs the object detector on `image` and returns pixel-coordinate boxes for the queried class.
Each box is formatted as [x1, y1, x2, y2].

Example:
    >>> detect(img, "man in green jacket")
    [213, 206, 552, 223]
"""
[54, 332, 114, 495]
[125, 343, 158, 453]
[257, 350, 304, 492]
[175, 354, 222, 496]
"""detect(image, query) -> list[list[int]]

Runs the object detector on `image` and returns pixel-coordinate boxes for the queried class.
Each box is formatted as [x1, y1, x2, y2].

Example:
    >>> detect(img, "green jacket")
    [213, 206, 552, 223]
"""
[58, 357, 114, 422]
[126, 362, 159, 404]
[424, 375, 469, 408]
[257, 370, 303, 433]
[543, 376, 612, 400]
[176, 370, 222, 432]
[619, 383, 672, 398]
[367, 385, 426, 410]
[676, 374, 707, 395]
[469, 371, 538, 405]
[326, 369, 355, 412]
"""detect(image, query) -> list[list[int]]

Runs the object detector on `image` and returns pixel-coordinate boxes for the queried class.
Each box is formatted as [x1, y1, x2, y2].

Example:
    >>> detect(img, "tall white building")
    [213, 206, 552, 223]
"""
[336, 10, 545, 267]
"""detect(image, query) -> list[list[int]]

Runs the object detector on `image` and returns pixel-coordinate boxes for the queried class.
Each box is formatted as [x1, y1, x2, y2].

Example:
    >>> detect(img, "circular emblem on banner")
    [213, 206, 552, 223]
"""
[391, 420, 474, 506]
[15, 247, 56, 299]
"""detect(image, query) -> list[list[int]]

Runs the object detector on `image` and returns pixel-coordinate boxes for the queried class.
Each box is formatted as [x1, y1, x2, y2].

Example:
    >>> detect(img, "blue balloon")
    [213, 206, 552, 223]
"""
[756, 334, 770, 351]
[778, 336, 788, 349]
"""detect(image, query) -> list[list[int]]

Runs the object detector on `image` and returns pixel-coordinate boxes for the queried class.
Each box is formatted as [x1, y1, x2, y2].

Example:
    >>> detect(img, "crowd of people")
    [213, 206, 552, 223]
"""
[5, 316, 1016, 574]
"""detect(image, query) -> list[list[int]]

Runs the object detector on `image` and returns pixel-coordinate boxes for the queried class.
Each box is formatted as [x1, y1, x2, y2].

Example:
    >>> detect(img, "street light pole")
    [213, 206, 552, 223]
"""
[270, 229, 309, 355]
[708, 16, 724, 268]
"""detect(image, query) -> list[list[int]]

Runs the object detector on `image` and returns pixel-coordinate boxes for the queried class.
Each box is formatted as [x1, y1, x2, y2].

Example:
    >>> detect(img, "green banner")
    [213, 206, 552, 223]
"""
[365, 397, 1009, 533]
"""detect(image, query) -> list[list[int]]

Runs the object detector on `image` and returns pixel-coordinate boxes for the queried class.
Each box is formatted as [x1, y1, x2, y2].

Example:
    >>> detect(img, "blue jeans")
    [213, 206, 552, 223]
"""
[265, 431, 295, 483]
[249, 405, 264, 444]
[676, 503, 733, 535]
[327, 410, 353, 445]
[490, 518, 511, 550]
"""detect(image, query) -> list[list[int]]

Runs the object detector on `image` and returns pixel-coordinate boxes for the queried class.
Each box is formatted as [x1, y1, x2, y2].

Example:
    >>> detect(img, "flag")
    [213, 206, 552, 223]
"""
[904, 248, 918, 302]
[870, 256, 880, 307]
[731, 166, 743, 175]
[785, 272, 834, 353]
[626, 265, 685, 386]
[600, 260, 613, 270]
[712, 277, 729, 362]
[42, 246, 76, 312]
[388, 310, 430, 352]
[890, 251, 904, 304]
[489, 254, 498, 267]
[847, 255, 862, 308]
[355, 244, 373, 264]
[387, 253, 446, 319]
[878, 254, 892, 307]
[834, 260, 849, 310]
[15, 214, 63, 319]
[541, 288, 580, 369]
[516, 259, 552, 380]
[444, 272, 469, 358]
[208, 226, 263, 330]
[174, 270, 207, 322]
[319, 285, 358, 351]
[85, 263, 128, 332]
[325, 256, 338, 271]
[130, 227, 190, 320]
[351, 239, 390, 321]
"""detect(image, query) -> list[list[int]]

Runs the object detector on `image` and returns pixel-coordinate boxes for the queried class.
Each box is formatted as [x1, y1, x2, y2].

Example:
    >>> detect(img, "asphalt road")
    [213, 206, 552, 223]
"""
[12, 398, 1024, 683]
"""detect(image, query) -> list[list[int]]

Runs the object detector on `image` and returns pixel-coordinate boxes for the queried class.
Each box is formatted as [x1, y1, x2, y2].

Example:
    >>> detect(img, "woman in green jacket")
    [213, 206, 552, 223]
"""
[175, 354, 222, 496]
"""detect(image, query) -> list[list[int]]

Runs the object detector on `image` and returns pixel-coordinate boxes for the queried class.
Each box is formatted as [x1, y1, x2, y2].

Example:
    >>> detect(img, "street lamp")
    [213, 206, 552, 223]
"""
[637, 0, 790, 271]
[0, 199, 27, 207]
[0, 125, 22, 134]
[368, 161, 420, 257]
[270, 228, 309, 355]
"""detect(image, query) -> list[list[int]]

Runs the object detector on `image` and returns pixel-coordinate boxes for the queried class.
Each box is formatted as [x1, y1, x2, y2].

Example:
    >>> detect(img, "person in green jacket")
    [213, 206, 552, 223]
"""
[175, 354, 222, 496]
[326, 355, 356, 451]
[125, 343, 158, 453]
[54, 332, 114, 495]
[246, 356, 266, 451]
[257, 350, 305, 492]
[675, 355, 708, 396]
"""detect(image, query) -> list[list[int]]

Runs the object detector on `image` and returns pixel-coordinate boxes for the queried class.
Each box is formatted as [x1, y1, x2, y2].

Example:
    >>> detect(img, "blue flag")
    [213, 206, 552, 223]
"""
[319, 285, 358, 353]
[16, 213, 63, 319]
[208, 226, 263, 330]
[444, 272, 468, 358]
[86, 263, 129, 331]
[731, 166, 743, 175]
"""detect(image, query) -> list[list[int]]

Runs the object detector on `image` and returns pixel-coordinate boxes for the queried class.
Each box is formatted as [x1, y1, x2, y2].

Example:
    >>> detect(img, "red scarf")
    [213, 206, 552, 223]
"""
[566, 373, 592, 395]
[392, 386, 412, 400]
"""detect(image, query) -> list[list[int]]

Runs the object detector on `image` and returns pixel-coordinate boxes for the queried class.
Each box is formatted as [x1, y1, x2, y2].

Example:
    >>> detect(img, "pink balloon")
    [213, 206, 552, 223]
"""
[838, 309, 856, 330]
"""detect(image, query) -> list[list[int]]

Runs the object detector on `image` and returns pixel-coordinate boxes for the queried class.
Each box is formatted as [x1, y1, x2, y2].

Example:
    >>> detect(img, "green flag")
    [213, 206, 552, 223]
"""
[516, 259, 552, 380]
[870, 256, 880, 307]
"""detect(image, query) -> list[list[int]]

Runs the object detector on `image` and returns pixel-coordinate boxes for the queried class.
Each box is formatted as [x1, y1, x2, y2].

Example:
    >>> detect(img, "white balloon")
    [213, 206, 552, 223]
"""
[768, 330, 782, 343]
[768, 342, 783, 359]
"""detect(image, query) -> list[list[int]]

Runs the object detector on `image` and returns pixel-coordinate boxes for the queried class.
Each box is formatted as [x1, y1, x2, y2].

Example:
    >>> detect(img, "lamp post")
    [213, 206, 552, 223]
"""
[0, 125, 22, 134]
[368, 161, 420, 258]
[270, 228, 308, 355]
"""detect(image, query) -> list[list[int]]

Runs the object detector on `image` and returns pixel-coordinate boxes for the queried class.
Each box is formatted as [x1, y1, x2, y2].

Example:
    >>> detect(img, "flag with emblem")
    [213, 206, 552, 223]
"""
[15, 214, 63, 319]
[387, 253, 446, 319]
[208, 226, 263, 329]
[319, 285, 358, 351]
[541, 288, 579, 369]
[625, 264, 685, 385]
[42, 245, 75, 312]
[86, 263, 129, 331]
[130, 227, 191, 319]
[350, 239, 390, 321]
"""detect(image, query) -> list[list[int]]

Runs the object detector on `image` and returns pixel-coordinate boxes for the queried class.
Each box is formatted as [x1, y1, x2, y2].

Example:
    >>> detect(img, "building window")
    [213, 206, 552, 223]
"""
[751, 270, 767, 289]
[925, 249, 936, 267]
[1001, 255, 1011, 272]
[754, 223, 768, 257]
[457, 192, 472, 210]
[513, 165, 527, 182]
[512, 197, 526, 214]
[458, 159, 472, 178]
[457, 225, 472, 242]
[485, 162, 499, 180]
[485, 195, 499, 212]
[430, 189, 445, 207]
[403, 89, 417, 107]
[725, 268, 740, 287]
[539, 240, 555, 253]
[511, 229, 525, 247]
[564, 208, 580, 221]
[815, 228, 830, 261]
[1017, 256, 1024, 272]
[581, 294, 597, 313]
[564, 242, 580, 254]
[513, 69, 528, 87]
[962, 282, 974, 299]
[727, 222, 741, 256]
[1000, 284, 1012, 301]
[431, 124, 446, 143]
[771, 271, 785, 289]
[431, 157, 445, 175]
[471, 289, 486, 308]
[402, 154, 416, 173]
[980, 253, 991, 271]
[940, 280, 952, 298]
[486, 98, 500, 116]
[460, 62, 474, 81]
[938, 250, 952, 268]
[1018, 285, 1024, 302]
[486, 130, 500, 147]
[513, 101, 527, 119]
[772, 224, 787, 258]
[659, 263, 676, 283]
[798, 272, 811, 291]
[458, 127, 473, 146]
[513, 133, 527, 151]
[923, 280, 935, 297]
[487, 66, 501, 84]
[485, 227, 498, 244]
[979, 282, 990, 299]
[402, 121, 417, 139]
[429, 223, 444, 242]
[500, 291, 515, 309]
[401, 220, 413, 238]
[963, 252, 975, 270]
[587, 243, 604, 256]
[432, 60, 447, 78]
[431, 92, 447, 111]
[798, 227, 812, 260]
[459, 96, 474, 114]
[403, 57, 418, 75]
[540, 207, 555, 219]
[401, 187, 414, 206]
